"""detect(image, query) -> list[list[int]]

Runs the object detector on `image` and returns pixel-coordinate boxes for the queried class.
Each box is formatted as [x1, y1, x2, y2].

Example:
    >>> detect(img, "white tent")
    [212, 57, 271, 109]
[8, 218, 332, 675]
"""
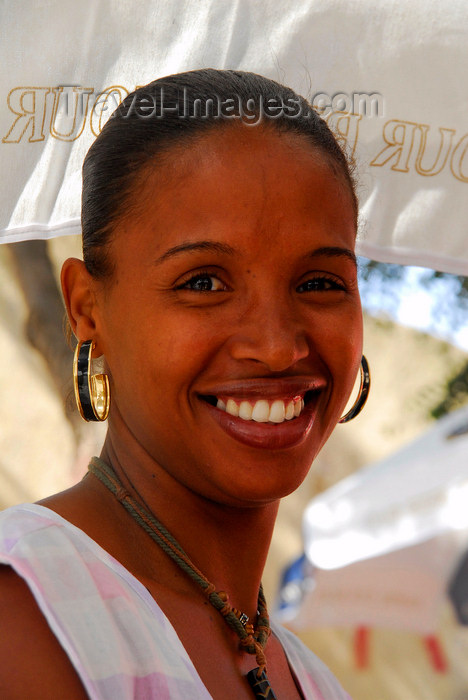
[282, 404, 468, 634]
[274, 404, 468, 699]
[2, 1, 468, 274]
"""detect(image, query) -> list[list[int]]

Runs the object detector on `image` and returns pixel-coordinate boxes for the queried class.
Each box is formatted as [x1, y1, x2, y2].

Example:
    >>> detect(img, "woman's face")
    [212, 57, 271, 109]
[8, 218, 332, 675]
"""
[94, 126, 362, 506]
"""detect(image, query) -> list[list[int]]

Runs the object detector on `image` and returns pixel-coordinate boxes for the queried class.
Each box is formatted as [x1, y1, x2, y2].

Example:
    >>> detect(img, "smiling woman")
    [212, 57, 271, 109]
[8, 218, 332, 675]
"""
[0, 70, 366, 700]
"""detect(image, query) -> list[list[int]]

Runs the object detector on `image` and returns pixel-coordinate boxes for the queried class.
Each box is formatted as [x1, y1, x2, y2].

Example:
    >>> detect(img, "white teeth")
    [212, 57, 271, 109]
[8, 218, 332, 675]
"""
[238, 400, 253, 420]
[215, 396, 306, 423]
[269, 399, 286, 423]
[225, 399, 239, 417]
[294, 399, 303, 417]
[252, 400, 270, 422]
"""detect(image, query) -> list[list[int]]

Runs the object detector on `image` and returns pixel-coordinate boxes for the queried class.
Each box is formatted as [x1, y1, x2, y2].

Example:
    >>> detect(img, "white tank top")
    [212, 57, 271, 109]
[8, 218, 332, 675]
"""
[0, 503, 351, 700]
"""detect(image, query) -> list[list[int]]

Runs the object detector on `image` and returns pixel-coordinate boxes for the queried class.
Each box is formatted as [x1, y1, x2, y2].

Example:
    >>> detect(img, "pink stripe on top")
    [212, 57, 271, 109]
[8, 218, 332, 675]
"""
[0, 504, 351, 699]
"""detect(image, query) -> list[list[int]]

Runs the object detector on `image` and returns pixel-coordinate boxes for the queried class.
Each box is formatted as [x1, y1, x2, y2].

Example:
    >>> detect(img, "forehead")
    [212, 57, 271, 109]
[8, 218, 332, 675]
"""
[117, 126, 357, 264]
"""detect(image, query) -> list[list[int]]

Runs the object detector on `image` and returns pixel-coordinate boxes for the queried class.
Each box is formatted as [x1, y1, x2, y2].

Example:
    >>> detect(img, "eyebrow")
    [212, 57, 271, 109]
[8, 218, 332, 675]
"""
[305, 246, 357, 268]
[154, 241, 357, 267]
[154, 240, 237, 265]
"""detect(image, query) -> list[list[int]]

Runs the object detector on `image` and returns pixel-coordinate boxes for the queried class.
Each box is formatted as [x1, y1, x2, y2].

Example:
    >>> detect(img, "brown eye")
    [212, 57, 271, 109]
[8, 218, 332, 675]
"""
[180, 274, 226, 291]
[297, 276, 345, 293]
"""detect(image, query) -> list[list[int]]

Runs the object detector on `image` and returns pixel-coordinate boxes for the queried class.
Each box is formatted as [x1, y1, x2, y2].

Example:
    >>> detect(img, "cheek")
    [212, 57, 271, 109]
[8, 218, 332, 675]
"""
[316, 305, 363, 396]
[337, 323, 363, 404]
[102, 299, 221, 413]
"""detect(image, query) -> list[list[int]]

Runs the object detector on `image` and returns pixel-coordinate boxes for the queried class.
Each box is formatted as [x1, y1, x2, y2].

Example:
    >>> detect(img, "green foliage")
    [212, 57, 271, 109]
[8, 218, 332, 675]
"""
[358, 258, 468, 418]
[431, 364, 468, 418]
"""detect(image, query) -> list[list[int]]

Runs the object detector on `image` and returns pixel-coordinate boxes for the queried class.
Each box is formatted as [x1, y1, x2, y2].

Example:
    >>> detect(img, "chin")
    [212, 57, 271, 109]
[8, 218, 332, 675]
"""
[198, 447, 317, 508]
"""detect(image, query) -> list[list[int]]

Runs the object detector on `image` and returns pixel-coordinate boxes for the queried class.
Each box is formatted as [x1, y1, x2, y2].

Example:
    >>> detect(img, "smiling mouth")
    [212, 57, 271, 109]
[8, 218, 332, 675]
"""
[200, 392, 316, 424]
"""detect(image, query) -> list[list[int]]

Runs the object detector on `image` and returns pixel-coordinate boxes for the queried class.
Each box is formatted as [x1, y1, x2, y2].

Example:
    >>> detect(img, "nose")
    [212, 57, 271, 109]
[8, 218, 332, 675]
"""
[228, 299, 311, 372]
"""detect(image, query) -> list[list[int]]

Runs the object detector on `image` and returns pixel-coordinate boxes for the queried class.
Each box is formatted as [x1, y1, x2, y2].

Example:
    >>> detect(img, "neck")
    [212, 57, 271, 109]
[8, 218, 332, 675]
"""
[99, 427, 280, 619]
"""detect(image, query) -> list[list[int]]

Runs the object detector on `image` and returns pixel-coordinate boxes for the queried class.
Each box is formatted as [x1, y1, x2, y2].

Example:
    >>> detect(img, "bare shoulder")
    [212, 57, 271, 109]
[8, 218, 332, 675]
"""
[0, 565, 89, 699]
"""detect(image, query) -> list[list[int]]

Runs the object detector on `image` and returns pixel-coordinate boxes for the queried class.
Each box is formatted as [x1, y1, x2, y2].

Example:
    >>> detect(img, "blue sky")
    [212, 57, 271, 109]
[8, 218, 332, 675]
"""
[358, 260, 468, 351]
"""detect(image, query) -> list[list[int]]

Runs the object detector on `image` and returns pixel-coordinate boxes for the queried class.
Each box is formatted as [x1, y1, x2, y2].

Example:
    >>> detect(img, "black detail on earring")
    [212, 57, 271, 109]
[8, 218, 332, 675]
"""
[339, 355, 371, 424]
[76, 340, 98, 421]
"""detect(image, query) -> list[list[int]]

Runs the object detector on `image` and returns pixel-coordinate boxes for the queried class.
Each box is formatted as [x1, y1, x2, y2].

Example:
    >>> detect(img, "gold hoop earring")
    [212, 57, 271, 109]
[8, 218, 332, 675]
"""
[73, 340, 110, 422]
[339, 356, 370, 424]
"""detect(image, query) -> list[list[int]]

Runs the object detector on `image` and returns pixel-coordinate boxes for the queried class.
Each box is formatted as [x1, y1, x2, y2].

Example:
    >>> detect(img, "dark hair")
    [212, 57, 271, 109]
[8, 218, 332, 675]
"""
[82, 68, 357, 278]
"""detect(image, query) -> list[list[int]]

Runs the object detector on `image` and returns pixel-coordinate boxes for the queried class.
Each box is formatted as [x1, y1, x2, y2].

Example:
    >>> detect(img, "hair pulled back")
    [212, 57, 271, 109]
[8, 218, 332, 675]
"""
[82, 68, 357, 278]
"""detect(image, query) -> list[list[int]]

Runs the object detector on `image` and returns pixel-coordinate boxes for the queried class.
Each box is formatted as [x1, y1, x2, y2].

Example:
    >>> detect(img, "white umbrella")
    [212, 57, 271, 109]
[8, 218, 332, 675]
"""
[1, 1, 468, 274]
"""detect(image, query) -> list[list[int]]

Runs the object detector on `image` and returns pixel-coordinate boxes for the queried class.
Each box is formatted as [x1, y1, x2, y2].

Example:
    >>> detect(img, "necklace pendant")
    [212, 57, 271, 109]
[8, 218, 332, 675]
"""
[246, 668, 278, 699]
[238, 612, 249, 627]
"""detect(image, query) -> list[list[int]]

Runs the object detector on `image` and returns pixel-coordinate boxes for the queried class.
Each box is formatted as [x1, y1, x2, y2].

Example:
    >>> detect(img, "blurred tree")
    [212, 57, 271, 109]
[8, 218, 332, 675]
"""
[7, 240, 82, 439]
[358, 258, 468, 418]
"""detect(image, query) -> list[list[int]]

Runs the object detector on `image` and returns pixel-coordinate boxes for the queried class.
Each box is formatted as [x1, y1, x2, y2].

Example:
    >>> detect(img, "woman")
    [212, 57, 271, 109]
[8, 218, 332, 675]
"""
[0, 69, 367, 699]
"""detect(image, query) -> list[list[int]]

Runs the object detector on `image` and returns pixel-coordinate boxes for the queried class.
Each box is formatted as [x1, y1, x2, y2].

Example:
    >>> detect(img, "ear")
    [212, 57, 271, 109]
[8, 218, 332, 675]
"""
[61, 258, 102, 353]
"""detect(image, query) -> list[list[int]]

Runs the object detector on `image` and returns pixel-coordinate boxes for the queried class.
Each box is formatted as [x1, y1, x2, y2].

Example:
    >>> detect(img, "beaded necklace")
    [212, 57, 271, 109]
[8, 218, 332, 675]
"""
[88, 457, 278, 699]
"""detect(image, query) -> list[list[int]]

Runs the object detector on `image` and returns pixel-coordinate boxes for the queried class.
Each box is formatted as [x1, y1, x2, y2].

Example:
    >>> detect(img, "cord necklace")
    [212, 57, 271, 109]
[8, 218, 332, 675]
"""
[88, 456, 277, 699]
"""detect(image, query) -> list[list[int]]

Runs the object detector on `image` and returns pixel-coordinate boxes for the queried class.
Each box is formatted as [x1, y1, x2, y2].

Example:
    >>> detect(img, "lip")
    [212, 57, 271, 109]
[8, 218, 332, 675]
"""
[197, 377, 326, 450]
[198, 377, 326, 401]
